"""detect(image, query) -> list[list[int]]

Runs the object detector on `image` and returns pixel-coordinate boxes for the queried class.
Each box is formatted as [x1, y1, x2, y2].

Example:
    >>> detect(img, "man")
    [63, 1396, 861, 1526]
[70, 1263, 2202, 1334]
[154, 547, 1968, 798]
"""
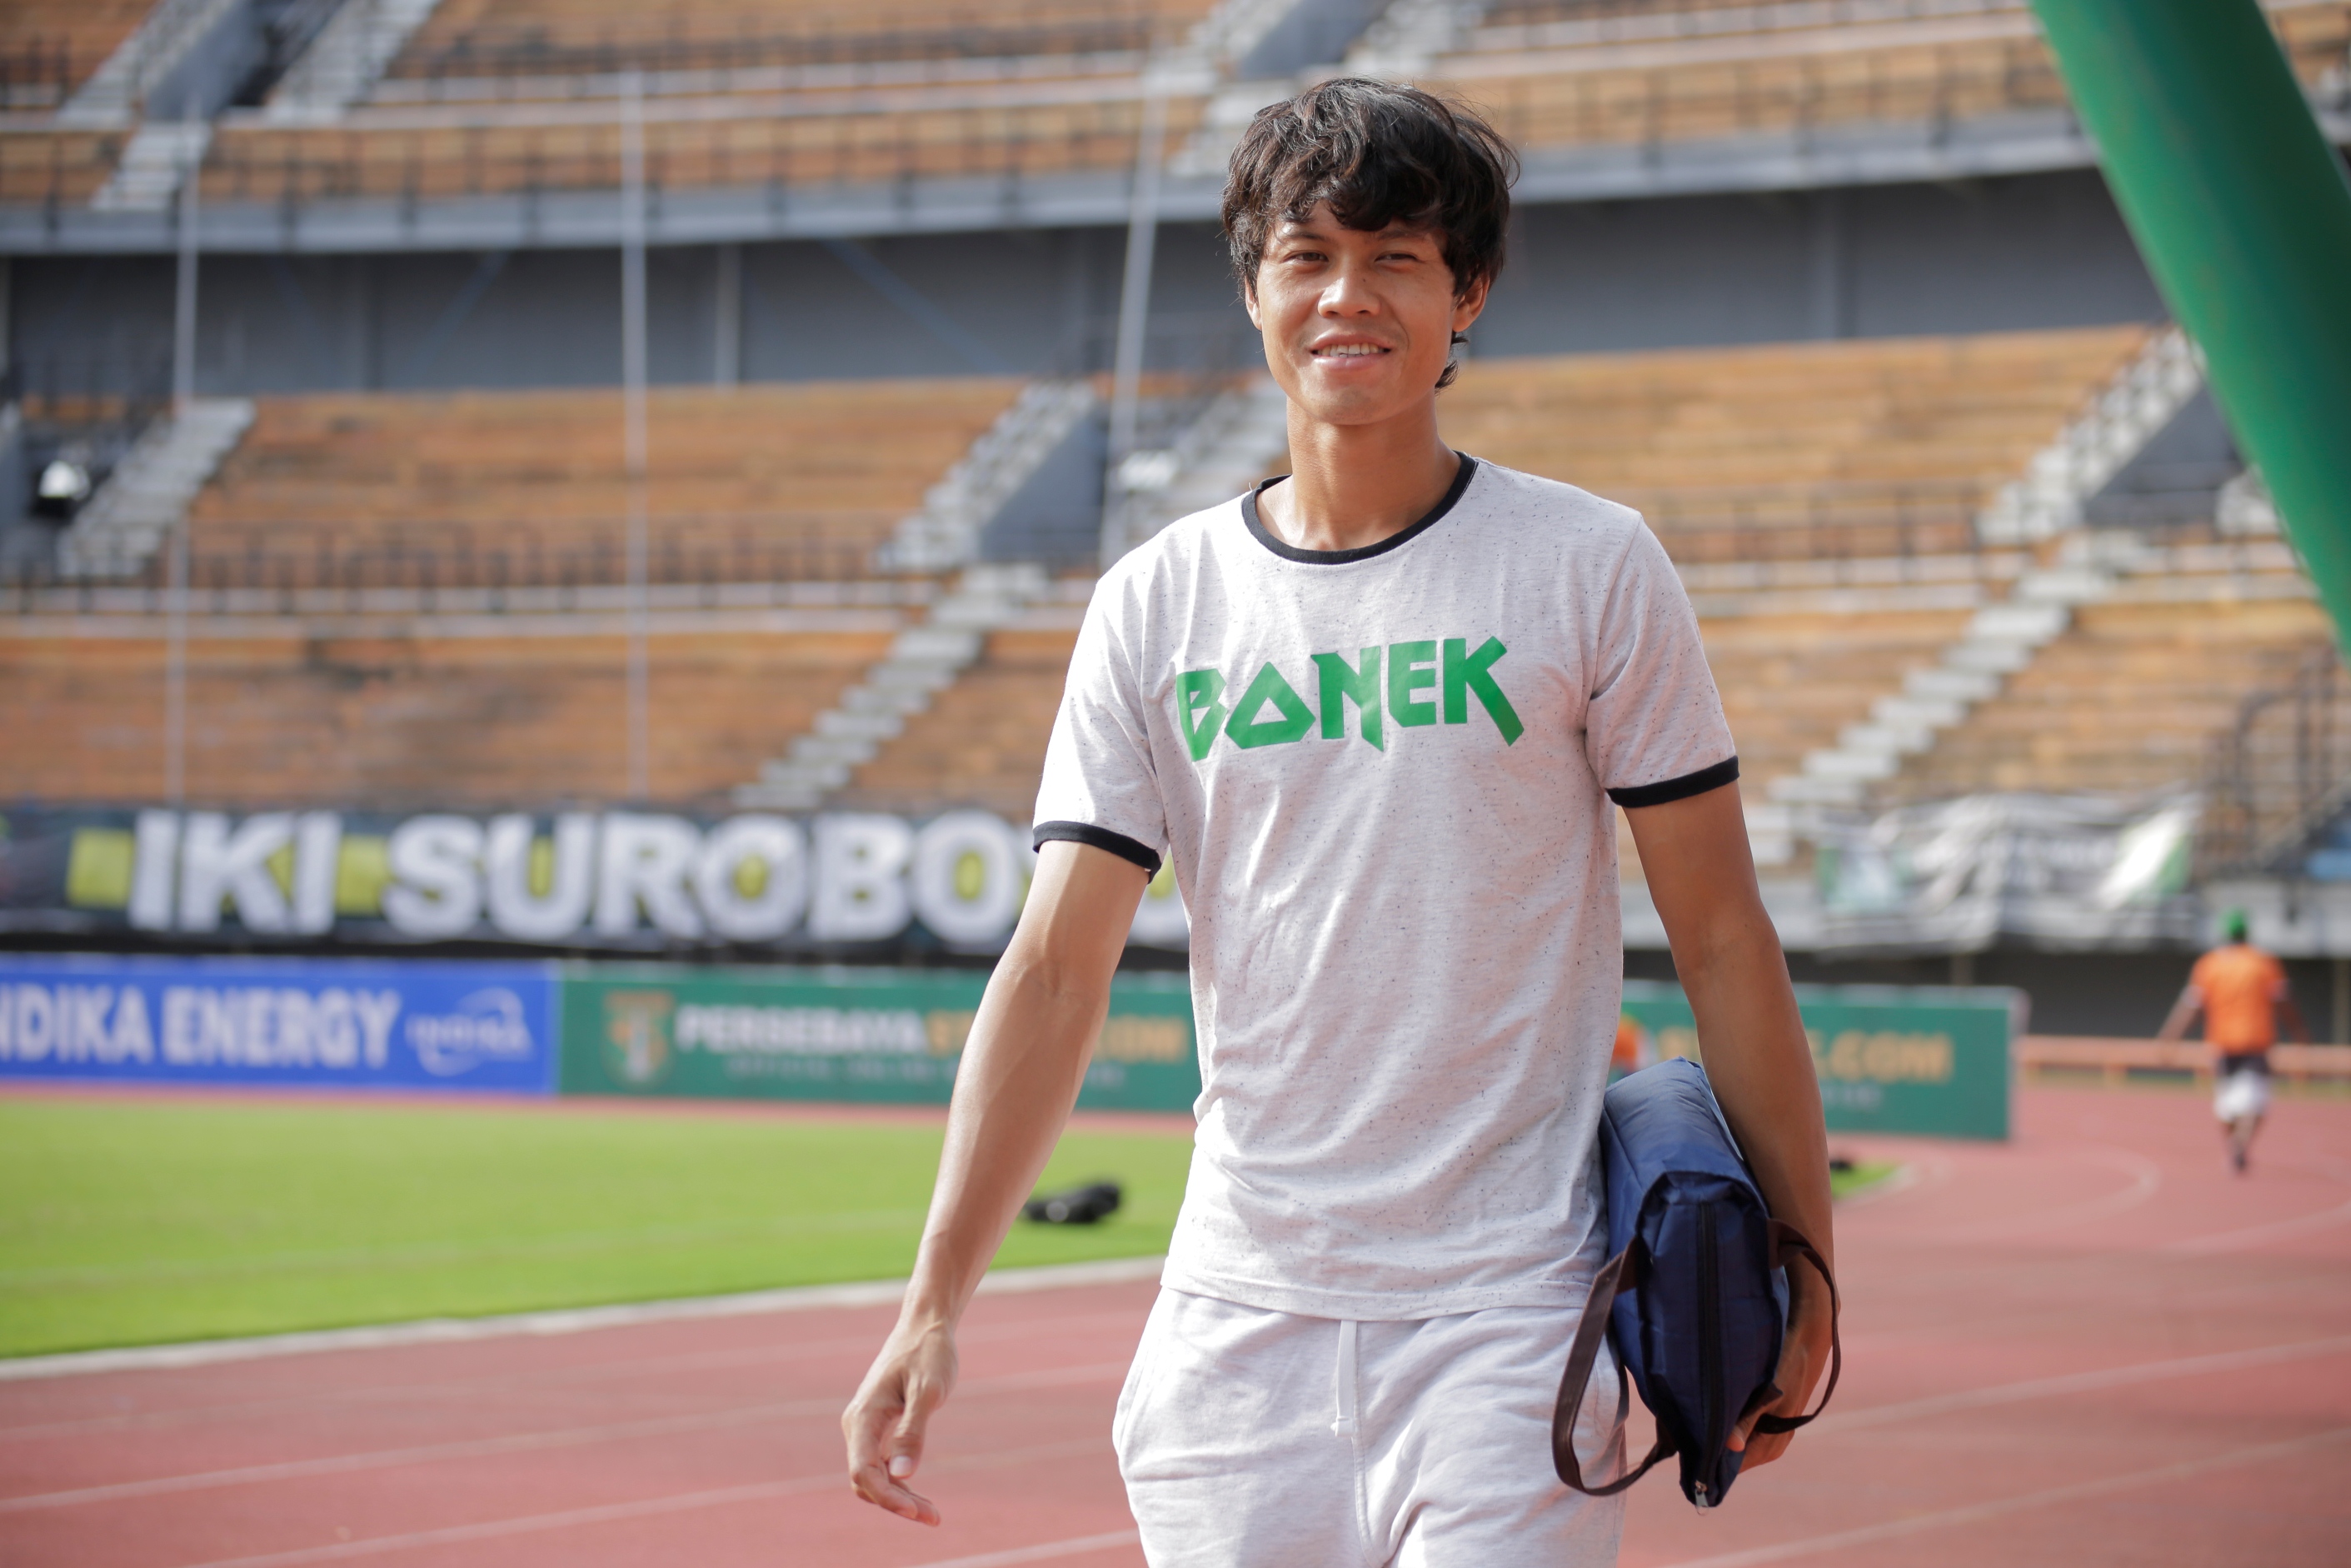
[844, 80, 1834, 1565]
[2159, 909, 2308, 1173]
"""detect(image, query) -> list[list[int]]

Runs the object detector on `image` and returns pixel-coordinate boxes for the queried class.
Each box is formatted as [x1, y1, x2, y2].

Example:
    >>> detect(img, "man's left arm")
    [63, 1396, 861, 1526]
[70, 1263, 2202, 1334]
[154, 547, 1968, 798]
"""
[1625, 780, 1834, 1470]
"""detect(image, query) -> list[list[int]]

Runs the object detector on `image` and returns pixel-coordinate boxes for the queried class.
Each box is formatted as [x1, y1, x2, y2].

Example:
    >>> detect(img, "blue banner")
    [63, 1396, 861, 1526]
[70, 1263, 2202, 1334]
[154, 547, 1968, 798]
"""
[0, 955, 558, 1093]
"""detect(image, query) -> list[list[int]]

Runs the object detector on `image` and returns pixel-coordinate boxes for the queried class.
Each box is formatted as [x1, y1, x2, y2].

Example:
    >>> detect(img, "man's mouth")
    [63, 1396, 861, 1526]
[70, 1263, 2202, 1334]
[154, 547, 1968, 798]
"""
[1311, 343, 1390, 358]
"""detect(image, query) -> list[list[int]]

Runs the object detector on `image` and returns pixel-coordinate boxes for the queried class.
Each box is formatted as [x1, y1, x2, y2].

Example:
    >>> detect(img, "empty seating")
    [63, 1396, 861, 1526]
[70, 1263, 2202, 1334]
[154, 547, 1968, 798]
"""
[1434, 328, 2149, 562]
[0, 130, 124, 206]
[184, 379, 1022, 587]
[0, 0, 155, 107]
[832, 330, 2157, 814]
[1706, 607, 1979, 791]
[0, 625, 896, 805]
[1879, 544, 2330, 801]
[840, 624, 1080, 818]
[200, 89, 1202, 204]
[390, 0, 1215, 83]
[1432, 1, 2351, 158]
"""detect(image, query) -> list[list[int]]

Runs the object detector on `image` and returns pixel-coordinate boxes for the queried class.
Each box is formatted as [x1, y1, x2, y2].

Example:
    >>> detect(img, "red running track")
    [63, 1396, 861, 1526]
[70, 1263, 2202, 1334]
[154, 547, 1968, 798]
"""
[2, 1085, 2348, 1568]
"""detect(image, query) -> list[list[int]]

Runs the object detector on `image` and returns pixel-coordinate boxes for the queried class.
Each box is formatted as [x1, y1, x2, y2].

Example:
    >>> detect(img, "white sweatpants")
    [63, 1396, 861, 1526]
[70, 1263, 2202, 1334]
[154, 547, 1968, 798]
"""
[1113, 1289, 1629, 1568]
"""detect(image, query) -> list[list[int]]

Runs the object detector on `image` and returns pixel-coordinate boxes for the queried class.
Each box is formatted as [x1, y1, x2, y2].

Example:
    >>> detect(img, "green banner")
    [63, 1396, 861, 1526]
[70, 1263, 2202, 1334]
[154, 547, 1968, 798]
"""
[557, 964, 1200, 1112]
[1620, 981, 2018, 1141]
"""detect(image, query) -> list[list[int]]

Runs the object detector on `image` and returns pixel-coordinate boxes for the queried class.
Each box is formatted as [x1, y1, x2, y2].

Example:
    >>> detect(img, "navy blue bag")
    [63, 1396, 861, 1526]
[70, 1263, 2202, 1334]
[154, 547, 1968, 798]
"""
[1552, 1058, 1841, 1508]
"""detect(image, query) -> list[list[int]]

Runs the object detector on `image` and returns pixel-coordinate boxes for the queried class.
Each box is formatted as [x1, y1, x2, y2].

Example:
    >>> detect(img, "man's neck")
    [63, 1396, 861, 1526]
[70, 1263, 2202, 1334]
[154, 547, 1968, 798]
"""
[1259, 399, 1460, 553]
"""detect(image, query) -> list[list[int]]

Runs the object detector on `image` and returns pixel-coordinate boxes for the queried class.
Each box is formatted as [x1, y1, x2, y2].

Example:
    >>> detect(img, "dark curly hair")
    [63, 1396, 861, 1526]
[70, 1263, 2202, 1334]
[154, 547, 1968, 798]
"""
[1221, 78, 1518, 387]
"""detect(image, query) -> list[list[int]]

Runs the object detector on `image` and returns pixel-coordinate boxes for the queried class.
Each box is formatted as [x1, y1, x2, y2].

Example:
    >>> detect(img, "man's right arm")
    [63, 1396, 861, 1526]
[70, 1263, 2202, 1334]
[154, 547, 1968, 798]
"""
[2155, 982, 2204, 1043]
[841, 841, 1149, 1525]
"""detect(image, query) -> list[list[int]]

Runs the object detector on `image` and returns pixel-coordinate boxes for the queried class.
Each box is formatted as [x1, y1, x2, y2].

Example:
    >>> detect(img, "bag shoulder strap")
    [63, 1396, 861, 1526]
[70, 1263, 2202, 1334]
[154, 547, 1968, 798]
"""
[1552, 1242, 1675, 1495]
[1750, 1218, 1843, 1436]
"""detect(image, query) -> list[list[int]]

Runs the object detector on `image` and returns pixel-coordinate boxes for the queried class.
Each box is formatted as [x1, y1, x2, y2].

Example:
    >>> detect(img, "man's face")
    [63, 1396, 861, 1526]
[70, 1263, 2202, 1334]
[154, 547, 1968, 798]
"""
[1246, 202, 1488, 429]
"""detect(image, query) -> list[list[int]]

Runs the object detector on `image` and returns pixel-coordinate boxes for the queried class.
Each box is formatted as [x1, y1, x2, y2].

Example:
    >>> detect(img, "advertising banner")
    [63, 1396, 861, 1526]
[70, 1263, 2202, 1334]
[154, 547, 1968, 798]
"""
[1620, 980, 2018, 1140]
[0, 953, 558, 1093]
[0, 803, 1189, 956]
[558, 965, 1200, 1113]
[1810, 793, 2201, 953]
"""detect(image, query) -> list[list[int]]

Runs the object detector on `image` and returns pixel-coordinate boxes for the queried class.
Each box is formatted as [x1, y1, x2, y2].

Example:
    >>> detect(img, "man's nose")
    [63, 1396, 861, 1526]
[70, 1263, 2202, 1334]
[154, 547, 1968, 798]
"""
[1318, 258, 1380, 314]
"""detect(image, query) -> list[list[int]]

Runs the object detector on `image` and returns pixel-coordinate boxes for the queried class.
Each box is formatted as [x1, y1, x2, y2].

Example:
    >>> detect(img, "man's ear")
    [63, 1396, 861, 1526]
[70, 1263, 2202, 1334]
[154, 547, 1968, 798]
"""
[1242, 277, 1261, 330]
[1452, 274, 1492, 334]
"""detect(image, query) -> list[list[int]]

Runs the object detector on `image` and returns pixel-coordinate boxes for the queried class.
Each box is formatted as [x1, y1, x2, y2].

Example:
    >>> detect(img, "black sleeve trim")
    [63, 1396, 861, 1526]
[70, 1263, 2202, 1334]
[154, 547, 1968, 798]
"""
[1034, 821, 1161, 878]
[1607, 756, 1740, 809]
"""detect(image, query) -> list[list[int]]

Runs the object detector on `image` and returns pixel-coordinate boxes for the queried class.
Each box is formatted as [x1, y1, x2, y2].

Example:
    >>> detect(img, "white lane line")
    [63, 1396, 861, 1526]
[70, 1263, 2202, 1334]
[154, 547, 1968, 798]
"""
[2166, 1156, 2351, 1255]
[1652, 1424, 2351, 1568]
[1935, 1144, 2163, 1243]
[1814, 1334, 2351, 1433]
[902, 1530, 1143, 1568]
[0, 1362, 1127, 1514]
[0, 1256, 1165, 1384]
[0, 1307, 1152, 1445]
[1828, 1159, 1927, 1211]
[169, 1437, 1109, 1568]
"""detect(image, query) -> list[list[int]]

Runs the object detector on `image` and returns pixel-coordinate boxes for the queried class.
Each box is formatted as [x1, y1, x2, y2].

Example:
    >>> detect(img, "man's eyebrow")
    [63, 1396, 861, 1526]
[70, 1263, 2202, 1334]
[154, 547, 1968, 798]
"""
[1269, 221, 1438, 242]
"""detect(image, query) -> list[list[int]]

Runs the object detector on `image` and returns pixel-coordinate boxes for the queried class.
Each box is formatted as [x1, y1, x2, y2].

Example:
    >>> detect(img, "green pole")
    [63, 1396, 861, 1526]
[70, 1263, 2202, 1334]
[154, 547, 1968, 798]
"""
[2031, 1, 2351, 647]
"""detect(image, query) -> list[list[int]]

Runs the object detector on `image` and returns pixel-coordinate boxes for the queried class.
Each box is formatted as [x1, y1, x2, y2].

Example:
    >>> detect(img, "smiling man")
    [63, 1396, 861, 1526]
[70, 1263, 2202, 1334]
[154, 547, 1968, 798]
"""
[844, 79, 1836, 1566]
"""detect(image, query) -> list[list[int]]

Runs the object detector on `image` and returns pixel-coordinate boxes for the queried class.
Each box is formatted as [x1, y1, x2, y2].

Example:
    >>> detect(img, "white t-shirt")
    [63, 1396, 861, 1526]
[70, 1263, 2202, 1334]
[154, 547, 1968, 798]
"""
[1035, 455, 1736, 1320]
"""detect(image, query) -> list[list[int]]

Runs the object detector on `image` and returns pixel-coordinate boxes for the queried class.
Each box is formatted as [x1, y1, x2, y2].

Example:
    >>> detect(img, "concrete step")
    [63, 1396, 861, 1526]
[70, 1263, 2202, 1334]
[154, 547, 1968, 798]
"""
[1906, 667, 2001, 702]
[1803, 748, 1902, 782]
[816, 709, 906, 743]
[1944, 639, 2038, 675]
[1966, 600, 2070, 644]
[1769, 773, 1868, 807]
[1873, 694, 1967, 728]
[790, 734, 881, 768]
[1839, 722, 1936, 757]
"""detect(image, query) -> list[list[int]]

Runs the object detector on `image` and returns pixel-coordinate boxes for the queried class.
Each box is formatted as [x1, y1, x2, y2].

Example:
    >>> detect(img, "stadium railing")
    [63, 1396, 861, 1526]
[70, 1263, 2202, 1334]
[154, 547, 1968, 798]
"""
[2018, 1036, 2351, 1084]
[382, 0, 1187, 96]
[0, 35, 80, 112]
[1441, 7, 2351, 156]
[192, 94, 1205, 207]
[2199, 647, 2351, 880]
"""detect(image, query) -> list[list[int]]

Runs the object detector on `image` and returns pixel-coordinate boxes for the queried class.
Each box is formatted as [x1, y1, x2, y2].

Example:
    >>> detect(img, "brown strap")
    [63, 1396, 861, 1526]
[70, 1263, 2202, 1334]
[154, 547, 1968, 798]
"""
[1552, 1243, 1675, 1494]
[1750, 1219, 1843, 1436]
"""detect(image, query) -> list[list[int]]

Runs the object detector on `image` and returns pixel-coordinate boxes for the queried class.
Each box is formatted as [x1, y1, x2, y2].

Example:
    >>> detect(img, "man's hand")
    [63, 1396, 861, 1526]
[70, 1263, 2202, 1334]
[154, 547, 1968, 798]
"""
[1626, 781, 1839, 1476]
[842, 1318, 958, 1526]
[836, 841, 1146, 1526]
[1726, 1278, 1833, 1469]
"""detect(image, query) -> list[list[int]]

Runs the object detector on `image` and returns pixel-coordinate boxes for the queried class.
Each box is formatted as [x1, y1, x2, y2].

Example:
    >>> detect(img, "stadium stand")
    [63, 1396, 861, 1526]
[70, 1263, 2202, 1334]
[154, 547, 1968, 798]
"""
[0, 622, 901, 805]
[0, 130, 125, 206]
[836, 622, 1081, 819]
[1432, 0, 2351, 160]
[197, 92, 1209, 205]
[178, 378, 1023, 587]
[0, 0, 158, 109]
[386, 0, 1214, 83]
[1433, 327, 2149, 563]
[13, 1, 2341, 217]
[1879, 537, 2330, 803]
[829, 327, 2147, 815]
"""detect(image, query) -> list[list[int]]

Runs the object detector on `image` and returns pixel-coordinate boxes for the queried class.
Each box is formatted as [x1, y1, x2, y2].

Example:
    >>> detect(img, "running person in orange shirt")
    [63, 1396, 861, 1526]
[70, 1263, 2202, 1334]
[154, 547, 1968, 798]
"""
[2158, 910, 2309, 1173]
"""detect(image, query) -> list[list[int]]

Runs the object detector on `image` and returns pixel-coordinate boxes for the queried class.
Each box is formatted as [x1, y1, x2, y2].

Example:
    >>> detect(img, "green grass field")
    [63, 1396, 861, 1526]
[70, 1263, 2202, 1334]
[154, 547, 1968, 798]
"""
[0, 1097, 1194, 1359]
[0, 1096, 1899, 1360]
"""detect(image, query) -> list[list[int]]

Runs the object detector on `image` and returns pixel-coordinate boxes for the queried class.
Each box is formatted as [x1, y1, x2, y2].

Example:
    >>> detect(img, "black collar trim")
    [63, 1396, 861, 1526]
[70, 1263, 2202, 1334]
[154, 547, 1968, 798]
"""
[1242, 452, 1477, 565]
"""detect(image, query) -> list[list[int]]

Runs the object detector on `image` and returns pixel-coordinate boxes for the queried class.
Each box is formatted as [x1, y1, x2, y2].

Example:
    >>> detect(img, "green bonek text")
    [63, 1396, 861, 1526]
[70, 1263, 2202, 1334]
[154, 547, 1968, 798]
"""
[1179, 638, 1523, 761]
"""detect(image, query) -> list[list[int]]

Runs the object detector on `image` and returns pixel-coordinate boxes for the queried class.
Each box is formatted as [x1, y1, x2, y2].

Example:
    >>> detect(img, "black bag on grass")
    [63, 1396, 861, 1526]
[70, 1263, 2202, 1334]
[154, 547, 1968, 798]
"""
[1553, 1059, 1840, 1509]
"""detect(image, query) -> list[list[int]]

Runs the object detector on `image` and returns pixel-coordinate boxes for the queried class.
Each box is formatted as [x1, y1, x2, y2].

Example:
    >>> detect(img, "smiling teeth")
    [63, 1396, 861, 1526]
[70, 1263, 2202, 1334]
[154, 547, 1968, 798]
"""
[1320, 345, 1384, 357]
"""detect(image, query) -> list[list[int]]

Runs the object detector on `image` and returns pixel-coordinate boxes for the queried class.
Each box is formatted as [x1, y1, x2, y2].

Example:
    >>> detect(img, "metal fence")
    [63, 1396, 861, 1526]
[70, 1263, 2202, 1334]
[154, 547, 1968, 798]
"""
[0, 35, 78, 112]
[1629, 478, 1989, 563]
[2198, 647, 2351, 878]
[1475, 0, 2026, 37]
[1, 518, 904, 607]
[388, 1, 1176, 89]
